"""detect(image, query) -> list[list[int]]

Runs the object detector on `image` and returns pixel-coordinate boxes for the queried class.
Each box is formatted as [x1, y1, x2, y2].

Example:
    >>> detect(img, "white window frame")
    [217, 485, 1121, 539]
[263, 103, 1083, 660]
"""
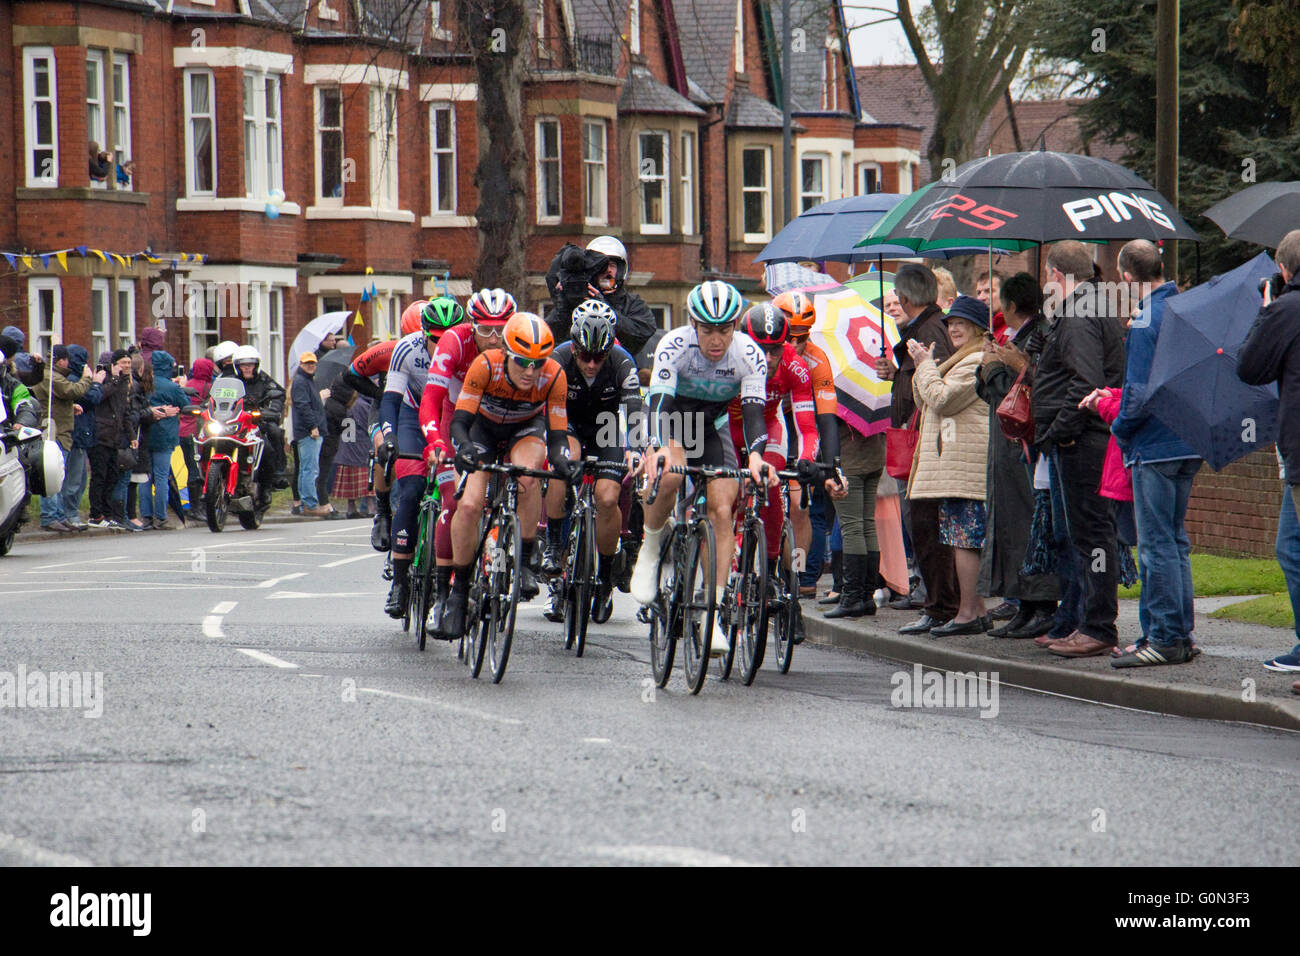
[28, 278, 63, 359]
[267, 287, 285, 384]
[649, 304, 673, 331]
[244, 70, 283, 199]
[680, 131, 696, 235]
[115, 280, 136, 350]
[741, 145, 772, 243]
[535, 117, 561, 223]
[430, 103, 457, 214]
[859, 162, 883, 195]
[319, 294, 346, 316]
[582, 118, 607, 226]
[840, 152, 851, 199]
[800, 152, 828, 212]
[638, 129, 670, 235]
[184, 69, 217, 197]
[24, 47, 59, 188]
[112, 54, 132, 191]
[630, 0, 641, 54]
[369, 86, 399, 210]
[91, 278, 112, 358]
[188, 286, 221, 365]
[315, 85, 344, 206]
[430, 1, 453, 40]
[87, 50, 107, 157]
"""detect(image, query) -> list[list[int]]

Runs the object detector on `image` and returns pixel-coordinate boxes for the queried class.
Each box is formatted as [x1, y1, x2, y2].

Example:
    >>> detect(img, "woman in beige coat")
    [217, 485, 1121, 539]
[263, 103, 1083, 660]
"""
[906, 295, 992, 636]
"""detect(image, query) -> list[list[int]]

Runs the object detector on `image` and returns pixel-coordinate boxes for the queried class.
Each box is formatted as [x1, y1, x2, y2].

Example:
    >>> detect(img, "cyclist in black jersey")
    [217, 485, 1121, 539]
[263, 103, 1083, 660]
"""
[541, 301, 645, 619]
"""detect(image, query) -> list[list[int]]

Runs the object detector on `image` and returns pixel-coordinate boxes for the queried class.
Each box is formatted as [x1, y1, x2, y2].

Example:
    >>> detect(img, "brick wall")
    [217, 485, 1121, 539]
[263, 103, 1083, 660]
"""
[1185, 447, 1283, 557]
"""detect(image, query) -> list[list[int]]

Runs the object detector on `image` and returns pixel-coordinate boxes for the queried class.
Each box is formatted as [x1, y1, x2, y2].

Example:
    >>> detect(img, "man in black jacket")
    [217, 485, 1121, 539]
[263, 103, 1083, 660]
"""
[875, 263, 959, 633]
[543, 236, 656, 356]
[291, 352, 331, 517]
[231, 346, 287, 507]
[89, 349, 133, 527]
[1032, 240, 1127, 658]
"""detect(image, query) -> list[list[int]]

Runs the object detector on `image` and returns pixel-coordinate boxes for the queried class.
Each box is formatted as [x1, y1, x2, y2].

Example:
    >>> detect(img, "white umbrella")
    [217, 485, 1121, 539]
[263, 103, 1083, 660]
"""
[287, 312, 350, 376]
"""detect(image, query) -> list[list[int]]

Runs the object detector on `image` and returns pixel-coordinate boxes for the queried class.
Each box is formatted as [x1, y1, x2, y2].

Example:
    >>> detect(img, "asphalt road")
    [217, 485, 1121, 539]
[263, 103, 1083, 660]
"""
[1, 519, 1296, 866]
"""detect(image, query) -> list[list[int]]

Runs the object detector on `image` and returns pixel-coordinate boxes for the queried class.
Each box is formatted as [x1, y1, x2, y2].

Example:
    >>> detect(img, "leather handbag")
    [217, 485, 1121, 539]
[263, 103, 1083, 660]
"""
[885, 409, 920, 481]
[996, 365, 1035, 443]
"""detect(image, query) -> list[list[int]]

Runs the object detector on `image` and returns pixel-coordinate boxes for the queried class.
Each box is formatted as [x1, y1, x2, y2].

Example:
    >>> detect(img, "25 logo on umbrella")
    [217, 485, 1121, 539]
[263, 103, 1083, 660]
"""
[913, 194, 1019, 232]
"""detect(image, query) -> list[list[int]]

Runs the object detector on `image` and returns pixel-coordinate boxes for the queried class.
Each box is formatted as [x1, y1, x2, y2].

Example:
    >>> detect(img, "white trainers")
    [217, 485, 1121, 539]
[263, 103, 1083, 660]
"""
[630, 525, 666, 605]
[709, 587, 728, 657]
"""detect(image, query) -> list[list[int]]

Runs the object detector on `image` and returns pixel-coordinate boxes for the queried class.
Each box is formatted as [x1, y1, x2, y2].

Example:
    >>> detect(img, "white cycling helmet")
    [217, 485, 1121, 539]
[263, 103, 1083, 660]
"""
[232, 344, 261, 372]
[586, 235, 628, 286]
[212, 341, 239, 365]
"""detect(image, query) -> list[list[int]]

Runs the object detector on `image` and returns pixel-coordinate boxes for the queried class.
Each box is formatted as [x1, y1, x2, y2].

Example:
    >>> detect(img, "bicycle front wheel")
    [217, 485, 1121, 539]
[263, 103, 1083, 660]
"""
[649, 528, 677, 688]
[572, 506, 596, 658]
[487, 513, 523, 684]
[681, 517, 716, 695]
[774, 519, 799, 674]
[738, 518, 770, 686]
[414, 502, 437, 652]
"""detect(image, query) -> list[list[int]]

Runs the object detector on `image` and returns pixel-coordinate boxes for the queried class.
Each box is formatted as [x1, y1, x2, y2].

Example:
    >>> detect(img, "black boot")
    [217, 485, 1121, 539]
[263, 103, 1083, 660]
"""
[442, 565, 471, 637]
[989, 605, 1032, 638]
[384, 576, 409, 619]
[818, 550, 843, 604]
[861, 551, 880, 616]
[429, 566, 452, 638]
[371, 508, 391, 552]
[825, 554, 868, 618]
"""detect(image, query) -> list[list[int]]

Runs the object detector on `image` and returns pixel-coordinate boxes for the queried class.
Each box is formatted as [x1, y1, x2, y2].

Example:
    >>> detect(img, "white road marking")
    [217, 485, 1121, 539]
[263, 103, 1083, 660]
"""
[581, 737, 611, 744]
[585, 845, 767, 867]
[211, 601, 238, 615]
[266, 590, 382, 599]
[178, 538, 285, 550]
[0, 585, 237, 598]
[358, 687, 523, 726]
[201, 617, 225, 638]
[320, 552, 381, 568]
[24, 568, 263, 577]
[256, 572, 309, 589]
[34, 557, 123, 570]
[236, 648, 300, 669]
[0, 831, 94, 867]
[314, 526, 369, 535]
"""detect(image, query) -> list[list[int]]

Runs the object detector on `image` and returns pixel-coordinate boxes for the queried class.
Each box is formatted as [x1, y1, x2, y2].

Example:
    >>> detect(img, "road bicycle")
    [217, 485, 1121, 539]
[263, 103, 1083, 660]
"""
[454, 461, 555, 683]
[644, 460, 746, 695]
[718, 465, 771, 685]
[559, 456, 629, 657]
[393, 452, 441, 651]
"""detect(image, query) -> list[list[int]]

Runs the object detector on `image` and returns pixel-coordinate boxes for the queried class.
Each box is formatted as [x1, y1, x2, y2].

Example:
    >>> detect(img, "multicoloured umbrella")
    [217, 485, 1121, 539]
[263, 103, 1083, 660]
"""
[804, 275, 901, 438]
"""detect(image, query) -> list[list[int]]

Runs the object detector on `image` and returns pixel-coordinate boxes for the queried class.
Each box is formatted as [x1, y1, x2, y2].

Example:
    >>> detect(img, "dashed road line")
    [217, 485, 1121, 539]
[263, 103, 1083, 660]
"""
[358, 687, 523, 726]
[256, 572, 309, 589]
[585, 845, 767, 867]
[236, 648, 300, 669]
[320, 553, 381, 568]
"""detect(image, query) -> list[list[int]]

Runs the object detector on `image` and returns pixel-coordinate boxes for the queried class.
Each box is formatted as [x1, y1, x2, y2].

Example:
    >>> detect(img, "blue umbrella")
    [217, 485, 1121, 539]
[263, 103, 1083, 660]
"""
[756, 194, 906, 264]
[1142, 251, 1279, 470]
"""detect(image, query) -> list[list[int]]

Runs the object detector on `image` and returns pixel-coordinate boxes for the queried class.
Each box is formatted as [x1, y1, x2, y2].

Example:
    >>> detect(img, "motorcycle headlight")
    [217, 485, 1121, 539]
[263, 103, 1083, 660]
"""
[206, 421, 226, 436]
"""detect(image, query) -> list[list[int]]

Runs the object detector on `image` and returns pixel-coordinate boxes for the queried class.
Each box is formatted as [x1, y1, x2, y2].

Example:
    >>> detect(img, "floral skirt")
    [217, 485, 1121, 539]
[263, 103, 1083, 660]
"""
[939, 497, 986, 550]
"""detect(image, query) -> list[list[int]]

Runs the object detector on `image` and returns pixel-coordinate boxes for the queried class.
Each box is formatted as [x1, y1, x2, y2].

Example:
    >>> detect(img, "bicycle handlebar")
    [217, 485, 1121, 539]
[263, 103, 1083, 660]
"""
[453, 461, 557, 501]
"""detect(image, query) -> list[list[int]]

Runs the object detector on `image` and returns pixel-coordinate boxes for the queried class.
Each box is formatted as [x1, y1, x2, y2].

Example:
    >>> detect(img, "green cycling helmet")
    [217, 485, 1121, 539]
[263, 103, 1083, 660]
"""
[421, 296, 466, 337]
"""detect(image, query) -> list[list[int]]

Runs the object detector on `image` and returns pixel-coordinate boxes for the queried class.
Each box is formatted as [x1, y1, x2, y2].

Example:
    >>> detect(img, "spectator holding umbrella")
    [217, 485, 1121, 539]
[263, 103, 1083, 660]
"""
[1239, 229, 1300, 672]
[1032, 240, 1126, 659]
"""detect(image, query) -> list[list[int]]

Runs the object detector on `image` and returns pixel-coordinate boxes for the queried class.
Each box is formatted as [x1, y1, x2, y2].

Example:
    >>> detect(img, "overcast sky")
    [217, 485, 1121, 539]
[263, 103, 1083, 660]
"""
[841, 2, 927, 67]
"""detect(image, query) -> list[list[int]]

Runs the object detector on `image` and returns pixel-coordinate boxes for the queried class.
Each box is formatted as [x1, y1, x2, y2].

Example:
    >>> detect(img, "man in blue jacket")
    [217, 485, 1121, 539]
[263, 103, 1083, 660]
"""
[1106, 239, 1201, 667]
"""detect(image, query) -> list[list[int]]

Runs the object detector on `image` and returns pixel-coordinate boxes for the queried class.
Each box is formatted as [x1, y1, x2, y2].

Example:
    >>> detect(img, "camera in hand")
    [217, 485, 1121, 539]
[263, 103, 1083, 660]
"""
[1260, 272, 1285, 298]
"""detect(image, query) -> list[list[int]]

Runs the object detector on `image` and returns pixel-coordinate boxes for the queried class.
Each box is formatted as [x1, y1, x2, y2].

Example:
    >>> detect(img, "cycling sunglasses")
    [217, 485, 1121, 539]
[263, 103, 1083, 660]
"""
[575, 347, 611, 363]
[789, 331, 810, 341]
[474, 323, 505, 339]
[510, 354, 545, 369]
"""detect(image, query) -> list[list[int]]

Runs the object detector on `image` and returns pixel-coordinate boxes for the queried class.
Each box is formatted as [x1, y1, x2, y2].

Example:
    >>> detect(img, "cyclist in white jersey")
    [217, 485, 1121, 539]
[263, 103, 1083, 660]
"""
[630, 280, 775, 657]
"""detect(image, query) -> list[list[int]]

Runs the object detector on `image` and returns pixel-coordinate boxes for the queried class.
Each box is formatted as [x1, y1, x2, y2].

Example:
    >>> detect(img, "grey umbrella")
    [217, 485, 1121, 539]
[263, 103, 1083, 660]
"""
[1202, 181, 1300, 249]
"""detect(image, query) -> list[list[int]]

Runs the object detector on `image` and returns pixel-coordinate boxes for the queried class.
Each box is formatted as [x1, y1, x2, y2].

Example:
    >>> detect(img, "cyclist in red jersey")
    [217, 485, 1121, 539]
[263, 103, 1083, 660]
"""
[727, 304, 822, 563]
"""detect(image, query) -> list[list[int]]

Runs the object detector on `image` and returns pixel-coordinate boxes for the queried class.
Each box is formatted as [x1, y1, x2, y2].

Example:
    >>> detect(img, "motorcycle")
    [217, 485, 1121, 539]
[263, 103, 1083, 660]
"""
[188, 377, 269, 533]
[0, 394, 64, 555]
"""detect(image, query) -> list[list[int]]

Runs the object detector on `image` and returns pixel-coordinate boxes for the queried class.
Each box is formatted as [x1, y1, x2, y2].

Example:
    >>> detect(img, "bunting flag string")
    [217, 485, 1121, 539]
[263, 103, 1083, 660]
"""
[0, 245, 206, 274]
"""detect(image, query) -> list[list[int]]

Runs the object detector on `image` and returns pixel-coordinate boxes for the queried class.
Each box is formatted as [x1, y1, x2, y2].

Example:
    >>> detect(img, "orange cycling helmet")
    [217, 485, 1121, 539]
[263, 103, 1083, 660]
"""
[400, 300, 429, 337]
[502, 312, 554, 362]
[772, 290, 816, 335]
